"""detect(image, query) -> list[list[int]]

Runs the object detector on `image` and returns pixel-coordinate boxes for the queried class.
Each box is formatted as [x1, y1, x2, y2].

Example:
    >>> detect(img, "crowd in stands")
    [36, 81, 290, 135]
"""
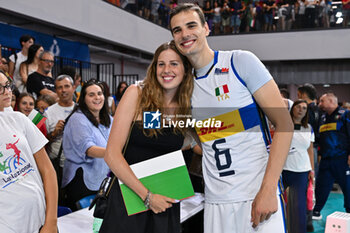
[107, 0, 350, 34]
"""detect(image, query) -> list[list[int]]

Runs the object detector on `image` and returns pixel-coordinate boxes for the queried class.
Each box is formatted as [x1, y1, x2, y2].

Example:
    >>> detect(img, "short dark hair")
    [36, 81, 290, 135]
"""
[279, 88, 289, 99]
[298, 83, 317, 100]
[19, 34, 35, 48]
[76, 79, 111, 128]
[169, 3, 206, 30]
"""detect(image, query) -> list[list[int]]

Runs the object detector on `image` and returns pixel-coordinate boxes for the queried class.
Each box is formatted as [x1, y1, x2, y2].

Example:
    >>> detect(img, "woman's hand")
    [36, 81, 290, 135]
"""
[149, 193, 176, 214]
[308, 170, 314, 184]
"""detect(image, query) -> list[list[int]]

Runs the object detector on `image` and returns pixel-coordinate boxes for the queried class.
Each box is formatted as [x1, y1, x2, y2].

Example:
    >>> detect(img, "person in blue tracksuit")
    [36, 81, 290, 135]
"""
[313, 92, 350, 219]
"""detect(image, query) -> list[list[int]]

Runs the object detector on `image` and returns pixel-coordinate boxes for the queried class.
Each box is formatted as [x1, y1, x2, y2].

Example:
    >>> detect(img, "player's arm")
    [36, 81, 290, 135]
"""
[251, 79, 293, 228]
[104, 85, 175, 214]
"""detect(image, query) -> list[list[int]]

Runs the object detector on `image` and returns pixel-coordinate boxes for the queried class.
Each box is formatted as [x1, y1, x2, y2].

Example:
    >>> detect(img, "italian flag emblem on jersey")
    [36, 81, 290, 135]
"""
[215, 84, 229, 96]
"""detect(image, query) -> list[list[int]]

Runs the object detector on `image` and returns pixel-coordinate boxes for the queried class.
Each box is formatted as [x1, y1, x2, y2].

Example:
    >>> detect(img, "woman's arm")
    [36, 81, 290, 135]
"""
[104, 85, 175, 214]
[86, 146, 106, 158]
[19, 63, 28, 84]
[34, 147, 58, 233]
[307, 142, 314, 181]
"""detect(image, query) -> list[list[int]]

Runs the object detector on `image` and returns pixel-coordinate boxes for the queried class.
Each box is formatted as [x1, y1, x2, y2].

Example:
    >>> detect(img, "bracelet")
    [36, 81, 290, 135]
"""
[144, 190, 152, 209]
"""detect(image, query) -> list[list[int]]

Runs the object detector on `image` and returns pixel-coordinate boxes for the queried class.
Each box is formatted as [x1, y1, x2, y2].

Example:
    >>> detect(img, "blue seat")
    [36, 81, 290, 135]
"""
[57, 206, 72, 217]
[76, 194, 96, 209]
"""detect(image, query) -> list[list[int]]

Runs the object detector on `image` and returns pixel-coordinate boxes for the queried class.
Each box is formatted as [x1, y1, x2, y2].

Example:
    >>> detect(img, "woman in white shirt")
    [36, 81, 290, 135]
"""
[283, 99, 314, 233]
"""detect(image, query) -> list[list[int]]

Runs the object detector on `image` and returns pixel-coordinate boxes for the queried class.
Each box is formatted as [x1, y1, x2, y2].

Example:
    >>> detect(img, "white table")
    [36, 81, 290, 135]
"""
[58, 193, 204, 233]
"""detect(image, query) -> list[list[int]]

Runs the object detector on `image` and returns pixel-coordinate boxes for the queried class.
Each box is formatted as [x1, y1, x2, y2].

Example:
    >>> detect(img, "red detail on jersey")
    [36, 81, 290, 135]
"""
[197, 122, 235, 136]
[6, 138, 21, 165]
[223, 84, 229, 93]
[221, 68, 229, 73]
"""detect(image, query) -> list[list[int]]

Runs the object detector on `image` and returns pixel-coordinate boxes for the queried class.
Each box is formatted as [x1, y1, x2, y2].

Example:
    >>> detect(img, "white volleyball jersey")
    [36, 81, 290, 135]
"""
[192, 50, 275, 203]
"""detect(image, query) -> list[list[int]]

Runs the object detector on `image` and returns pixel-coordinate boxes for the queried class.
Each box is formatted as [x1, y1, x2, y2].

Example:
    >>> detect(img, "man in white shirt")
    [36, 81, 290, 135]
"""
[44, 74, 75, 185]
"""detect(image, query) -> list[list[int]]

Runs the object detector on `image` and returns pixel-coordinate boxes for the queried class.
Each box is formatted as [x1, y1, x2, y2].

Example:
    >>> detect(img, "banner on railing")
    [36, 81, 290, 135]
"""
[0, 23, 90, 62]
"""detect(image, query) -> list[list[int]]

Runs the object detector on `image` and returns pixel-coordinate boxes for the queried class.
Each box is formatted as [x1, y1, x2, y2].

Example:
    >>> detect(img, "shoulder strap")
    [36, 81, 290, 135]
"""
[106, 120, 136, 196]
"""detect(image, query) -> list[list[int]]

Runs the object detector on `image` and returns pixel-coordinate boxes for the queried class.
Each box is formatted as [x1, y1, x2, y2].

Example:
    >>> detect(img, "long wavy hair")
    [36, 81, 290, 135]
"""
[75, 79, 111, 128]
[136, 40, 193, 137]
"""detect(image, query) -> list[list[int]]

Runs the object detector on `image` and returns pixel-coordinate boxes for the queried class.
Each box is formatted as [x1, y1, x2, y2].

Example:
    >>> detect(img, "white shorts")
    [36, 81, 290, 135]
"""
[204, 195, 286, 233]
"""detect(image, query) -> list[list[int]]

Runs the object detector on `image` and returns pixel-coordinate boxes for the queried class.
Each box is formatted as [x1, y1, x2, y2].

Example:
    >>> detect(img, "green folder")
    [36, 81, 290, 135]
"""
[119, 150, 195, 216]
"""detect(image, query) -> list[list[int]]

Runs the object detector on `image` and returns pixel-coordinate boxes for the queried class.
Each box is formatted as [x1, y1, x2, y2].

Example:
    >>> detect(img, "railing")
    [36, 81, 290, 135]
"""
[104, 0, 350, 35]
[0, 45, 139, 94]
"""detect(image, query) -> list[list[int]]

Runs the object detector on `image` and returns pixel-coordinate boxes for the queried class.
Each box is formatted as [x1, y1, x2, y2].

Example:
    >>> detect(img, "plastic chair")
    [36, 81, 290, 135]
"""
[76, 194, 96, 209]
[57, 206, 72, 217]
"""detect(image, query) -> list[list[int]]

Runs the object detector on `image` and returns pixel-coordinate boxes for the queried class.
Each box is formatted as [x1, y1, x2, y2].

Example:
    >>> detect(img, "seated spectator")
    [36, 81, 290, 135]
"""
[0, 71, 58, 233]
[19, 44, 43, 92]
[62, 79, 112, 211]
[27, 51, 57, 100]
[36, 94, 56, 114]
[17, 92, 47, 136]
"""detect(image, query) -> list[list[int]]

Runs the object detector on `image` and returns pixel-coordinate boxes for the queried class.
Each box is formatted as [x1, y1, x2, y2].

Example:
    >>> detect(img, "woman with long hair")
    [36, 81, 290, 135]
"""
[100, 40, 193, 233]
[62, 79, 112, 211]
[19, 44, 44, 91]
[282, 99, 314, 233]
[0, 71, 58, 233]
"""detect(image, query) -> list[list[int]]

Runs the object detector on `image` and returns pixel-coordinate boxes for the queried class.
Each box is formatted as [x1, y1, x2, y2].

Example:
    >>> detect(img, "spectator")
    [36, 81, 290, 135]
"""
[36, 94, 56, 114]
[115, 81, 128, 106]
[202, 1, 214, 34]
[213, 1, 222, 34]
[62, 79, 112, 211]
[343, 101, 350, 110]
[11, 86, 19, 110]
[0, 57, 10, 75]
[264, 0, 277, 31]
[27, 51, 57, 100]
[0, 71, 58, 233]
[150, 0, 161, 23]
[221, 1, 232, 34]
[230, 0, 245, 34]
[44, 75, 76, 186]
[343, 0, 350, 26]
[58, 66, 81, 102]
[305, 0, 317, 27]
[101, 81, 116, 116]
[17, 92, 48, 136]
[283, 100, 314, 233]
[8, 34, 35, 92]
[313, 92, 350, 219]
[19, 44, 44, 91]
[17, 92, 35, 117]
[295, 0, 307, 28]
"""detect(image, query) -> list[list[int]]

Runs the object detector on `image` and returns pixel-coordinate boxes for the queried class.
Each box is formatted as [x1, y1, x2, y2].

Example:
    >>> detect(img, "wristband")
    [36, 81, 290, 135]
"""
[144, 190, 152, 209]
